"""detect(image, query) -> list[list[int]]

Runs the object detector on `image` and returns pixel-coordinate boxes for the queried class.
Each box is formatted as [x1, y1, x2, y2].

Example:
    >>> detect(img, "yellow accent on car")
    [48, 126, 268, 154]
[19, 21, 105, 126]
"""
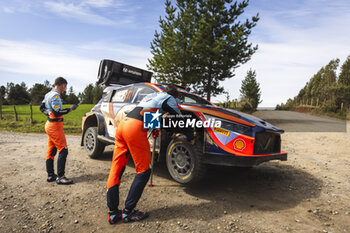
[167, 141, 182, 156]
[182, 168, 193, 180]
[213, 127, 230, 136]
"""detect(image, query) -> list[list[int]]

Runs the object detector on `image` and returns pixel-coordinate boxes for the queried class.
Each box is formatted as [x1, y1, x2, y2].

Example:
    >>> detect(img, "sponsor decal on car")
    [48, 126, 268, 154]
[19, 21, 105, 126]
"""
[213, 127, 230, 136]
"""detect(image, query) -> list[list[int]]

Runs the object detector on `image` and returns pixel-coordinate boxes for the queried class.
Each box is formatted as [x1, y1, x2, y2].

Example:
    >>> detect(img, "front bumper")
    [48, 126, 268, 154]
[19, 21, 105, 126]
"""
[203, 152, 287, 167]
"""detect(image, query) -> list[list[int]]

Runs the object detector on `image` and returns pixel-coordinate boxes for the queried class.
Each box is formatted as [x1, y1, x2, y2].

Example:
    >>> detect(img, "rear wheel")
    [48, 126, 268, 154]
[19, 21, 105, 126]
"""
[166, 137, 206, 184]
[84, 127, 105, 159]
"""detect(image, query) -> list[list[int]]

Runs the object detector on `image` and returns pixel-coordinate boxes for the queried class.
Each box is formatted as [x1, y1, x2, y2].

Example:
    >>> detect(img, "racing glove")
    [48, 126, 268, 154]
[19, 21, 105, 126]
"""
[69, 104, 79, 111]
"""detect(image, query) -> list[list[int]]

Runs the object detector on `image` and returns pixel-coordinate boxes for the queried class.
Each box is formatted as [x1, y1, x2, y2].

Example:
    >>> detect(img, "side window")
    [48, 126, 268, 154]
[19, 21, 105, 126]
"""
[102, 91, 112, 102]
[184, 96, 197, 104]
[132, 86, 155, 103]
[111, 87, 134, 103]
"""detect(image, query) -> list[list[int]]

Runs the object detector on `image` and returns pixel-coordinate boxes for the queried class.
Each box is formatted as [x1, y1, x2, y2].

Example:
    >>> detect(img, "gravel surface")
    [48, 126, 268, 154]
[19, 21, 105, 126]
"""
[0, 112, 349, 233]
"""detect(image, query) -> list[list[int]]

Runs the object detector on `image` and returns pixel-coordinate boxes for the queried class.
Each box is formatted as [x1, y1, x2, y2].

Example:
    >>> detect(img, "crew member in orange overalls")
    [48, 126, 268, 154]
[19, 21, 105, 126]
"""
[107, 84, 194, 224]
[40, 77, 78, 184]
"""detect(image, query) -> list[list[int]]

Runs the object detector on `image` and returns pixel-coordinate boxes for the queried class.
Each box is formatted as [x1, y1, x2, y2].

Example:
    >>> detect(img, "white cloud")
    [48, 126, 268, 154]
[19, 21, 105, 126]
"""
[0, 40, 98, 83]
[213, 2, 350, 107]
[3, 7, 14, 13]
[44, 1, 116, 25]
[0, 0, 133, 25]
[0, 39, 151, 90]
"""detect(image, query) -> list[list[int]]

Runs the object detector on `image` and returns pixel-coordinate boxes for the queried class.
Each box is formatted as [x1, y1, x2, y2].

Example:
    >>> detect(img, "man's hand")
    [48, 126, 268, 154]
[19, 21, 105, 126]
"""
[70, 104, 79, 111]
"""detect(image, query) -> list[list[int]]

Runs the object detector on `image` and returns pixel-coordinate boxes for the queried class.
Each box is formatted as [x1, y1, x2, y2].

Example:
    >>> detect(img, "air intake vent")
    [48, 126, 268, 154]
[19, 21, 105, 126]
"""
[254, 132, 281, 155]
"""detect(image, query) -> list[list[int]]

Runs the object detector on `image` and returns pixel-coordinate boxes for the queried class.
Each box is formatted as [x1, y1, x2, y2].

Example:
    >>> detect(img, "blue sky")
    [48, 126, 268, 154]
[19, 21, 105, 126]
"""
[0, 0, 349, 107]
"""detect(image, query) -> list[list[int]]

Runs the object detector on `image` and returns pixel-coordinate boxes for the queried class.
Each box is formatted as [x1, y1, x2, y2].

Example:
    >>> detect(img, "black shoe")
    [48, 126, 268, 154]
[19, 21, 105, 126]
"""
[122, 209, 149, 223]
[56, 176, 73, 185]
[108, 210, 122, 224]
[47, 174, 57, 182]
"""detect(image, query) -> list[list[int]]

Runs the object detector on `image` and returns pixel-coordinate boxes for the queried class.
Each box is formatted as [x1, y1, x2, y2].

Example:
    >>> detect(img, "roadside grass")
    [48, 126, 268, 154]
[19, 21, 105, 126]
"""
[0, 104, 94, 134]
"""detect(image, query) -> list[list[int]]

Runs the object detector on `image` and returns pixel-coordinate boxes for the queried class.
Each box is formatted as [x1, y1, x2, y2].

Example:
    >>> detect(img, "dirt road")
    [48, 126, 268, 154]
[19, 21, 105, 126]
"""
[253, 110, 346, 132]
[0, 112, 349, 233]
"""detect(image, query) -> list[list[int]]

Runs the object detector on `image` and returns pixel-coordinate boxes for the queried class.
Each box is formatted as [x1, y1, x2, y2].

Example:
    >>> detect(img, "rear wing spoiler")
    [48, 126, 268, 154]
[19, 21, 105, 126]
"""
[97, 59, 153, 86]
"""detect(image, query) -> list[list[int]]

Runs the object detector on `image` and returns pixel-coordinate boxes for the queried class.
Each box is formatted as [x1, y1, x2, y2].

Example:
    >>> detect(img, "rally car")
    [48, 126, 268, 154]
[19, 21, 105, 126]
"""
[81, 60, 287, 184]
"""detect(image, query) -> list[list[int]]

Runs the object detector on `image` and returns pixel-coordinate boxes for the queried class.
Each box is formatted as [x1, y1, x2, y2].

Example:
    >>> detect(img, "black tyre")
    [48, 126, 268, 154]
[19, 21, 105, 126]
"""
[84, 127, 105, 159]
[166, 137, 206, 184]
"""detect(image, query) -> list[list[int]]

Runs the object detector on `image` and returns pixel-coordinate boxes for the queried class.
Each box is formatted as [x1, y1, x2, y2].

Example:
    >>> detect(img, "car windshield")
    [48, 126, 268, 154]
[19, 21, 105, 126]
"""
[177, 92, 213, 105]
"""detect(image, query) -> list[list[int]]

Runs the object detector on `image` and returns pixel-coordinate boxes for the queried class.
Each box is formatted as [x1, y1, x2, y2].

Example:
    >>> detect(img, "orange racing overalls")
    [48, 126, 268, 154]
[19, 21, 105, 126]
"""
[41, 89, 71, 177]
[106, 92, 194, 212]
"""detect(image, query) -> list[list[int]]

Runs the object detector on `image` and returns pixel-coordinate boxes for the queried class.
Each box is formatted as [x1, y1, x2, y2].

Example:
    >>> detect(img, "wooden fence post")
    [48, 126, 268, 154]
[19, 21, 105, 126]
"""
[30, 104, 33, 124]
[14, 105, 18, 121]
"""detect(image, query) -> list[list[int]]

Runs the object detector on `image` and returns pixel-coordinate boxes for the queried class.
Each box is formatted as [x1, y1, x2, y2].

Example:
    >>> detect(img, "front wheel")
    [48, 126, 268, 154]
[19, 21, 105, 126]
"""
[84, 127, 105, 159]
[166, 137, 206, 184]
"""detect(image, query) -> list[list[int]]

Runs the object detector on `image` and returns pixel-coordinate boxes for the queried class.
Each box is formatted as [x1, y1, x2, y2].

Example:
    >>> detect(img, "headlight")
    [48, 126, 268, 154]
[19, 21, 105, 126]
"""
[203, 114, 253, 137]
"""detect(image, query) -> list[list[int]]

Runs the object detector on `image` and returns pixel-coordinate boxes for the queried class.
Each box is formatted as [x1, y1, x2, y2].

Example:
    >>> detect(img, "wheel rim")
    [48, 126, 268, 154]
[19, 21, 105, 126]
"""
[85, 131, 95, 151]
[169, 144, 193, 177]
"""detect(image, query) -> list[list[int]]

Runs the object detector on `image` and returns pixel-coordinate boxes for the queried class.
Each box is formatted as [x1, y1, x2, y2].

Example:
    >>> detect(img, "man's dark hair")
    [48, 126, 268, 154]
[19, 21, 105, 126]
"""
[165, 84, 178, 98]
[54, 77, 67, 86]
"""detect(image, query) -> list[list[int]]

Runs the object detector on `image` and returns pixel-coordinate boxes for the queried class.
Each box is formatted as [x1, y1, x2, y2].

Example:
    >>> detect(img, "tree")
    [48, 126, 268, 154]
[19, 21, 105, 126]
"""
[148, 0, 199, 87]
[65, 86, 80, 104]
[81, 84, 94, 104]
[92, 85, 103, 104]
[0, 85, 7, 105]
[149, 0, 259, 100]
[337, 55, 350, 109]
[29, 83, 51, 104]
[239, 69, 261, 111]
[338, 55, 350, 86]
[7, 82, 30, 105]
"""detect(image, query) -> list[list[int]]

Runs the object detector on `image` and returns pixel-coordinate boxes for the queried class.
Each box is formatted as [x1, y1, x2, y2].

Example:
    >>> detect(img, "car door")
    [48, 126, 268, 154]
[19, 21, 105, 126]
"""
[103, 86, 134, 138]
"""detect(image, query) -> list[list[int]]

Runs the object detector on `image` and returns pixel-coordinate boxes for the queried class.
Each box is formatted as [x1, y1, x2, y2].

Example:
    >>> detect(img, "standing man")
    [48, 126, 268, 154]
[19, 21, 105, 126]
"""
[106, 84, 194, 224]
[40, 77, 78, 185]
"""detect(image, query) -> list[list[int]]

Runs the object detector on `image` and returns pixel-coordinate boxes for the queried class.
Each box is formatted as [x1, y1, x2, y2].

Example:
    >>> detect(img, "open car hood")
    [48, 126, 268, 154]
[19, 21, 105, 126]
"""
[97, 59, 152, 86]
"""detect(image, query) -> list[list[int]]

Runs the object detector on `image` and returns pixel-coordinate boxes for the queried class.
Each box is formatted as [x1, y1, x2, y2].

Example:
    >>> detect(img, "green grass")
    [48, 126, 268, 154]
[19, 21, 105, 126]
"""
[0, 104, 95, 134]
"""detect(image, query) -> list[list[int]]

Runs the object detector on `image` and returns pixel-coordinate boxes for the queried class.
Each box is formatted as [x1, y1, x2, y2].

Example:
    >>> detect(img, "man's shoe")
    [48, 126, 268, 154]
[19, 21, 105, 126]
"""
[108, 210, 122, 224]
[122, 209, 149, 223]
[47, 174, 57, 182]
[56, 176, 73, 185]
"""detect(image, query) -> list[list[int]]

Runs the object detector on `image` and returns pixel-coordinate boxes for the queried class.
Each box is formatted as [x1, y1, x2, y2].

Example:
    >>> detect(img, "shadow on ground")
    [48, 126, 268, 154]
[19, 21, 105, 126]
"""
[70, 173, 107, 183]
[148, 161, 323, 221]
[89, 147, 323, 222]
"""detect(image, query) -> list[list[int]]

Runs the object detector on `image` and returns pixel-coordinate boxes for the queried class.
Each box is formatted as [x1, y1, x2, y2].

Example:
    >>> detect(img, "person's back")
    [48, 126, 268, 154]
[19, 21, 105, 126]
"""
[106, 84, 194, 224]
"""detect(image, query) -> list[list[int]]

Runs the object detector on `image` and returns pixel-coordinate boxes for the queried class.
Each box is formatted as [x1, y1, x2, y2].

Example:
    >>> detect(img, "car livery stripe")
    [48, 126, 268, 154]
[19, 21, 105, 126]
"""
[145, 83, 163, 92]
[109, 103, 115, 118]
[179, 104, 255, 127]
[206, 126, 286, 157]
[193, 112, 285, 157]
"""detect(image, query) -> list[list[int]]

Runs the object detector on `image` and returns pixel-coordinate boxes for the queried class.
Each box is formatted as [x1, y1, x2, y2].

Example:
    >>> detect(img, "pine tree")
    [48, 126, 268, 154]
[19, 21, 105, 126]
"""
[81, 84, 94, 104]
[29, 83, 51, 104]
[7, 82, 30, 105]
[149, 0, 259, 100]
[92, 84, 103, 104]
[338, 55, 350, 86]
[66, 86, 80, 104]
[337, 55, 350, 110]
[148, 0, 199, 87]
[239, 69, 261, 111]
